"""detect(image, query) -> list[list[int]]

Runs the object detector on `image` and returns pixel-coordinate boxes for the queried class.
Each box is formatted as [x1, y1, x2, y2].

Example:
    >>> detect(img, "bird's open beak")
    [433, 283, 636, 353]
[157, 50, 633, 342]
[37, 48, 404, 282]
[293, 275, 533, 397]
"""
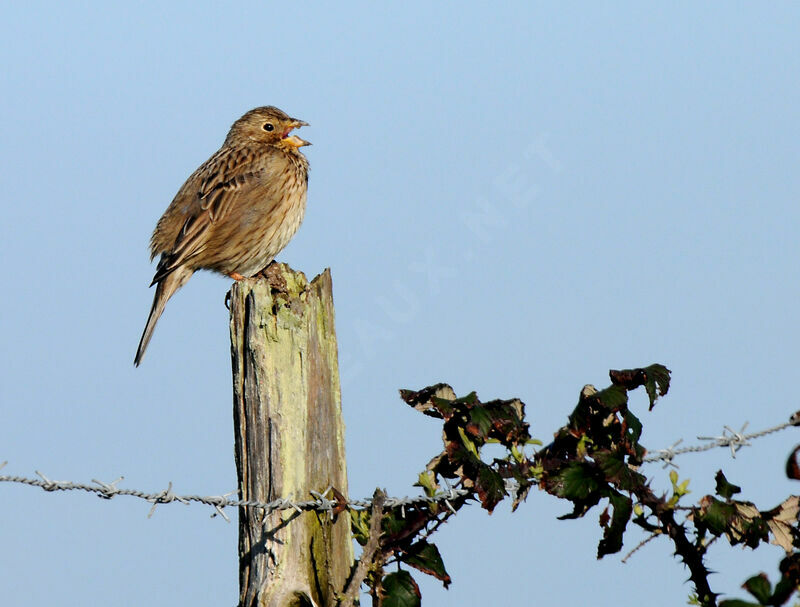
[282, 119, 311, 147]
[283, 135, 311, 147]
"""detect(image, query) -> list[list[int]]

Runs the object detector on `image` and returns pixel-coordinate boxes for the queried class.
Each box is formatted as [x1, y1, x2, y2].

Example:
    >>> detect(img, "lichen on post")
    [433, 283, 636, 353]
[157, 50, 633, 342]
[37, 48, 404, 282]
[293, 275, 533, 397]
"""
[229, 263, 352, 607]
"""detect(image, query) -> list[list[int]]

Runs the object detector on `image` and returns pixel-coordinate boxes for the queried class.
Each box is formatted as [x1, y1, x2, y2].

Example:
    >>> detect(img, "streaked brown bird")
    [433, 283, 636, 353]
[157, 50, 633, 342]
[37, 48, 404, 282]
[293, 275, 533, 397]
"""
[134, 106, 310, 366]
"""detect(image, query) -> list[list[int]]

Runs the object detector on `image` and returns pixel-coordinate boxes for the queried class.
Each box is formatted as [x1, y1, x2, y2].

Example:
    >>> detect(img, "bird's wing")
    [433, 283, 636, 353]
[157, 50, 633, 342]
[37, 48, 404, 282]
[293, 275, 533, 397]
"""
[150, 146, 266, 284]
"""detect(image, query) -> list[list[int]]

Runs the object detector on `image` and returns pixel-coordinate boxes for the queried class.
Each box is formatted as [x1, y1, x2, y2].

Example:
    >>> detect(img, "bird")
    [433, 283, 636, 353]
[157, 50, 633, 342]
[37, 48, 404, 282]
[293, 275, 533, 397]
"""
[134, 106, 310, 366]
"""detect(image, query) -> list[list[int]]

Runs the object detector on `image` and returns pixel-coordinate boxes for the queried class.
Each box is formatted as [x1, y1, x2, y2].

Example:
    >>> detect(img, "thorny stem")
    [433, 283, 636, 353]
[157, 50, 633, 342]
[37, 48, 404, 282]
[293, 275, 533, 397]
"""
[665, 515, 715, 606]
[634, 487, 716, 606]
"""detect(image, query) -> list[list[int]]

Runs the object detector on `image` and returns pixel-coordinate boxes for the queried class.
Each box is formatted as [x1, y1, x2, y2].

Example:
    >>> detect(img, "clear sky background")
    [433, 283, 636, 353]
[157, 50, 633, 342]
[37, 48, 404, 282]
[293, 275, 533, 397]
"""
[1, 3, 799, 605]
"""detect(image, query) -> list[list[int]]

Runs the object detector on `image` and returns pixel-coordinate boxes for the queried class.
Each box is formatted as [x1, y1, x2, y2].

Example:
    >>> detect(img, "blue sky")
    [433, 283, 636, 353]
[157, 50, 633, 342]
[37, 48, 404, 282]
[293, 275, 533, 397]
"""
[1, 3, 799, 605]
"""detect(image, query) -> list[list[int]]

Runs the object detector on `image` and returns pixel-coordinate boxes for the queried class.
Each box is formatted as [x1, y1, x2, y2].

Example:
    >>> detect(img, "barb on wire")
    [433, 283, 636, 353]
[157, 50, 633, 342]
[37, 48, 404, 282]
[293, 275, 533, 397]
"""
[643, 413, 799, 468]
[0, 463, 470, 521]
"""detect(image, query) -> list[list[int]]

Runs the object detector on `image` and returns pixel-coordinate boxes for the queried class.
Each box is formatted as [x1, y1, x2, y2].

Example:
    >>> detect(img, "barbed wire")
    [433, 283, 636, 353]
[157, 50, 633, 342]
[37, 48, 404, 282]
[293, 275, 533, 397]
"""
[0, 461, 468, 521]
[642, 411, 800, 468]
[1, 414, 796, 519]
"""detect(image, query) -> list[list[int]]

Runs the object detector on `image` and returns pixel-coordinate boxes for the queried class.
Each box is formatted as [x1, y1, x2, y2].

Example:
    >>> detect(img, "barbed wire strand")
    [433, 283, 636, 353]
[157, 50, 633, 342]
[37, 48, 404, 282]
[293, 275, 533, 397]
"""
[0, 461, 468, 521]
[642, 413, 799, 468]
[1, 414, 796, 519]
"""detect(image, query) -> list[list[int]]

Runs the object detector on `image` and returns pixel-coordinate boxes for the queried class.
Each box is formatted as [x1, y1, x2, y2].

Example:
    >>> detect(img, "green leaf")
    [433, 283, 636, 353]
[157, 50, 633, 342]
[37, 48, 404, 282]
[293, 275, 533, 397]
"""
[350, 510, 371, 546]
[482, 398, 530, 446]
[643, 364, 671, 410]
[771, 575, 797, 605]
[453, 391, 479, 405]
[476, 465, 506, 512]
[401, 541, 451, 588]
[595, 450, 645, 491]
[597, 492, 633, 558]
[383, 510, 411, 538]
[715, 470, 742, 500]
[416, 471, 438, 497]
[457, 426, 480, 458]
[698, 497, 737, 536]
[380, 570, 421, 607]
[668, 471, 691, 504]
[589, 385, 629, 411]
[467, 406, 493, 439]
[718, 600, 761, 607]
[556, 463, 600, 500]
[623, 408, 643, 444]
[742, 573, 772, 604]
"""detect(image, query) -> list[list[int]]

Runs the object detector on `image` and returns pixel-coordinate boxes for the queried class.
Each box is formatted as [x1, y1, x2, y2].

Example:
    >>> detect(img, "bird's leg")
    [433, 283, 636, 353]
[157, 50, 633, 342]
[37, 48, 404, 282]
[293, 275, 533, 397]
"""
[225, 273, 245, 309]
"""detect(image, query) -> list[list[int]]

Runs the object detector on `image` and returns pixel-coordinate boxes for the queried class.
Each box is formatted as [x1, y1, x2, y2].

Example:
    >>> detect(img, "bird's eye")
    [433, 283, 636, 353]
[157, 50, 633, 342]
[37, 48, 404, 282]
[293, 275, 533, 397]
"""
[263, 123, 274, 132]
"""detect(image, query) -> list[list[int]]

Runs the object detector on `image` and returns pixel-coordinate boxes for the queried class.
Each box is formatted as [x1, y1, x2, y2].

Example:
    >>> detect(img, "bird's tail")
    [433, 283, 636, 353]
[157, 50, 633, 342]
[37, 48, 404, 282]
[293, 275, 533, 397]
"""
[134, 267, 192, 366]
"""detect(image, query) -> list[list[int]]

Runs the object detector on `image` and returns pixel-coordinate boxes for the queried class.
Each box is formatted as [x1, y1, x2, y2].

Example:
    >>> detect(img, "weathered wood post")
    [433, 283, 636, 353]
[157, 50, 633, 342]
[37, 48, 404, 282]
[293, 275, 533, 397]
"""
[229, 264, 352, 607]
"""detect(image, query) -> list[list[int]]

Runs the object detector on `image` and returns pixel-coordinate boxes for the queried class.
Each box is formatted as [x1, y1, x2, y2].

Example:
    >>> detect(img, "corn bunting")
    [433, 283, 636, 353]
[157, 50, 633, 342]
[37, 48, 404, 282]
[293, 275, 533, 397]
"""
[134, 106, 310, 366]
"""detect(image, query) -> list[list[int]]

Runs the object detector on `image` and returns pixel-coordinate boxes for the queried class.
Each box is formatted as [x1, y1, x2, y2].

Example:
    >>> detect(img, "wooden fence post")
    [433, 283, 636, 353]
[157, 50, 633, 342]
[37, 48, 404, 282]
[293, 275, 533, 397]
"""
[229, 264, 352, 607]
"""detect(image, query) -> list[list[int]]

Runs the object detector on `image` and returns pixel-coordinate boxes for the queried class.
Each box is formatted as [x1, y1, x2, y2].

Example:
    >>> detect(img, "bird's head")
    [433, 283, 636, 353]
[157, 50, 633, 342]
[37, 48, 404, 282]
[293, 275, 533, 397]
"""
[227, 106, 310, 149]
